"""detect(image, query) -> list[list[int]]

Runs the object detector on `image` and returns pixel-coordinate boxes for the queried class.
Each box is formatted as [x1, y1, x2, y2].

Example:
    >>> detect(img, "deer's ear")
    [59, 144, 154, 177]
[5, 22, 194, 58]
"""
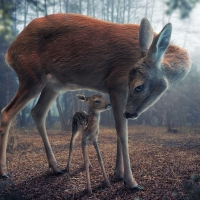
[139, 18, 154, 57]
[147, 23, 172, 62]
[77, 95, 86, 101]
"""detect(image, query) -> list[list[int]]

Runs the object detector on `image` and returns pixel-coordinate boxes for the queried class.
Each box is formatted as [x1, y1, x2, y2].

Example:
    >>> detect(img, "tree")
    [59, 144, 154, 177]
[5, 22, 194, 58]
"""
[165, 0, 200, 19]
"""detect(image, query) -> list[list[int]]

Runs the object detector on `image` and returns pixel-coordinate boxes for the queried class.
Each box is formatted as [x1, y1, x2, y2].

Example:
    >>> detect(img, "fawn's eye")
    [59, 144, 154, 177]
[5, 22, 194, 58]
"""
[135, 85, 144, 92]
[94, 100, 101, 104]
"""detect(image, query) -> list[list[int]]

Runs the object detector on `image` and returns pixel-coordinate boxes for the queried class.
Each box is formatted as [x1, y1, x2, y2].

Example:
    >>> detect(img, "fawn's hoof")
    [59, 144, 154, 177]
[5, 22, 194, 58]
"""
[65, 166, 70, 172]
[87, 189, 92, 195]
[0, 173, 10, 179]
[105, 181, 111, 188]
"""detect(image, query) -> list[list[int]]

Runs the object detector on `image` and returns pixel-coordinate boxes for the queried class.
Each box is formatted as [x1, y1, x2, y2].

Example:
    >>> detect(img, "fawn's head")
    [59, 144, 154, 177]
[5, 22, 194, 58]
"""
[77, 94, 111, 113]
[124, 18, 172, 119]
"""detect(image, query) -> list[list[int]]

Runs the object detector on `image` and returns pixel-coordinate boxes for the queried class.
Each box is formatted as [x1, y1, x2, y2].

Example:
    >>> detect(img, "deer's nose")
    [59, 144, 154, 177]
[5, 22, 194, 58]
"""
[107, 104, 112, 109]
[123, 112, 138, 119]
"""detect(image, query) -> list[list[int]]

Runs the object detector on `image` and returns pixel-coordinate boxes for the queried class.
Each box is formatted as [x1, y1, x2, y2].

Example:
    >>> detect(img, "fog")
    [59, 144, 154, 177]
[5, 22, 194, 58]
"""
[0, 0, 199, 130]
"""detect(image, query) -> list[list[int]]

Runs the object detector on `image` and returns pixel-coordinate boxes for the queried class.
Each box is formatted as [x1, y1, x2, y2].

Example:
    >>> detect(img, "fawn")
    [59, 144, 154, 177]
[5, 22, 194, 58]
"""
[66, 94, 112, 194]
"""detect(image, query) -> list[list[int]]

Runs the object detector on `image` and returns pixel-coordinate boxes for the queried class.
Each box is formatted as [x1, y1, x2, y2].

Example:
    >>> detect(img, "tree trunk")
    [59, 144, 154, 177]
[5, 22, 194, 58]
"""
[64, 0, 68, 13]
[92, 0, 95, 17]
[183, 19, 191, 48]
[87, 0, 90, 16]
[122, 0, 126, 23]
[52, 0, 56, 14]
[101, 0, 106, 20]
[149, 0, 156, 23]
[56, 95, 67, 130]
[107, 0, 109, 21]
[79, 0, 82, 14]
[117, 0, 121, 23]
[44, 0, 47, 16]
[133, 0, 138, 23]
[20, 109, 26, 127]
[47, 110, 52, 127]
[24, 0, 29, 28]
[127, 0, 131, 23]
[111, 0, 114, 22]
[144, 0, 148, 18]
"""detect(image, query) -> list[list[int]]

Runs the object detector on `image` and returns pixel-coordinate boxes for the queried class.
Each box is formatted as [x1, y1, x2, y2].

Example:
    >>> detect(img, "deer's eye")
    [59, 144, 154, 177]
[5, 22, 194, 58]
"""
[135, 85, 144, 92]
[94, 100, 101, 104]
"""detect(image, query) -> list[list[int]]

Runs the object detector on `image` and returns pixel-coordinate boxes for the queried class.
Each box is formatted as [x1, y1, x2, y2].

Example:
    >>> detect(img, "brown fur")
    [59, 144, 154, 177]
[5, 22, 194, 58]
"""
[6, 14, 140, 91]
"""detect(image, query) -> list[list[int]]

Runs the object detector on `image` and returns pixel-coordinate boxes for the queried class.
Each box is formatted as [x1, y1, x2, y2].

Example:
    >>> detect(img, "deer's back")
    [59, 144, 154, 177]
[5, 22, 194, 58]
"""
[5, 14, 140, 91]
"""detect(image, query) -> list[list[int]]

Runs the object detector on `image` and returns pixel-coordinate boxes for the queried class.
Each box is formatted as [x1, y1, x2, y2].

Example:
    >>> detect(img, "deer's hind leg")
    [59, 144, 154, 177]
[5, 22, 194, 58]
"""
[66, 124, 80, 172]
[0, 84, 44, 177]
[31, 86, 62, 174]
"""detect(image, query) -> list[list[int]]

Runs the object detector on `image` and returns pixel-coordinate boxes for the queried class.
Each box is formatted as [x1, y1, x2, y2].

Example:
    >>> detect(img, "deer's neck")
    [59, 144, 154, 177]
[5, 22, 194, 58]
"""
[88, 109, 100, 125]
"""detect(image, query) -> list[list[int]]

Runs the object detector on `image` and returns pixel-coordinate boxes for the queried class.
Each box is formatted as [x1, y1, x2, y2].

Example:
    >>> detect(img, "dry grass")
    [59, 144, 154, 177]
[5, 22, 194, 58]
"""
[0, 125, 200, 199]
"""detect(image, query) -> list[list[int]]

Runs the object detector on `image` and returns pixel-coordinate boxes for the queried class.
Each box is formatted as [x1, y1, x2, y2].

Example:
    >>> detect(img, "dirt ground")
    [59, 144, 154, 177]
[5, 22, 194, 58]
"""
[0, 126, 200, 200]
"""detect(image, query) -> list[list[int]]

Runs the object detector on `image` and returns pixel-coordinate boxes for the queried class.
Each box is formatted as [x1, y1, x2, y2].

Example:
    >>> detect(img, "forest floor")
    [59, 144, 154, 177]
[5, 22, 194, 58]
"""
[0, 125, 200, 200]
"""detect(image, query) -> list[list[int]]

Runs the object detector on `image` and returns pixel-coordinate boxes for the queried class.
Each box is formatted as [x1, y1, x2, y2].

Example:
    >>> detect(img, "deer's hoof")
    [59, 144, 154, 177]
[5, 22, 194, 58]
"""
[0, 173, 10, 179]
[124, 182, 143, 192]
[56, 170, 65, 176]
[114, 171, 124, 181]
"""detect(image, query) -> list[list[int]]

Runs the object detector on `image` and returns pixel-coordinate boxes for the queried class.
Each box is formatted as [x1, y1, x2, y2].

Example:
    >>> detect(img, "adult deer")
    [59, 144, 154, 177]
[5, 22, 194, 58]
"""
[0, 14, 190, 191]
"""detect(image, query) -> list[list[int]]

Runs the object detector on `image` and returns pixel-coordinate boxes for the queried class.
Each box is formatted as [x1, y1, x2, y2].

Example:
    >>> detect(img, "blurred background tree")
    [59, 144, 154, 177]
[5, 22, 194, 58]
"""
[0, 0, 199, 130]
[166, 0, 200, 18]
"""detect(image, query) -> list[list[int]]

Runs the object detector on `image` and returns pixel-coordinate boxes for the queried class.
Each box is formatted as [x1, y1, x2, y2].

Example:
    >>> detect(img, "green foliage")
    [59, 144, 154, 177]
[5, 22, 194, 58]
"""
[0, 2, 15, 43]
[166, 0, 200, 19]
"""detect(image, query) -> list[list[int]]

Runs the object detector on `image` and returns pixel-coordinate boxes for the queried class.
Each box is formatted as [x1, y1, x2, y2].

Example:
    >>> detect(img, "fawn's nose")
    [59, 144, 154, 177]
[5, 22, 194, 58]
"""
[123, 111, 138, 119]
[107, 104, 112, 109]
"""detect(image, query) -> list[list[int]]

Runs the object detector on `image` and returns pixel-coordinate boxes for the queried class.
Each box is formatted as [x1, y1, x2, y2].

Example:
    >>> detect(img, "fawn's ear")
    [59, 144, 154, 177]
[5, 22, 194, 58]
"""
[147, 23, 172, 63]
[77, 95, 86, 101]
[139, 18, 154, 57]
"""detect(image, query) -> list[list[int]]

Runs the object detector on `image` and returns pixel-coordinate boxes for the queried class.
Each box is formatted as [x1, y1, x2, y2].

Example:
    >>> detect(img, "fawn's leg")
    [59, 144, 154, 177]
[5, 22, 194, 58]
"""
[66, 129, 79, 172]
[0, 85, 43, 177]
[31, 86, 63, 174]
[93, 139, 111, 187]
[82, 140, 92, 194]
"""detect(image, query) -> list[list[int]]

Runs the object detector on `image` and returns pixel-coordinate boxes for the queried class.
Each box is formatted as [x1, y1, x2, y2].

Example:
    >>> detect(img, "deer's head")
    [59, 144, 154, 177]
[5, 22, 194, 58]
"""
[124, 18, 173, 119]
[77, 94, 112, 113]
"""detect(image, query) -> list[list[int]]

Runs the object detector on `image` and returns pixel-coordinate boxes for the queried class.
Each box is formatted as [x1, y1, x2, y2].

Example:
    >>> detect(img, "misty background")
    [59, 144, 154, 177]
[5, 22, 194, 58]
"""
[0, 0, 200, 131]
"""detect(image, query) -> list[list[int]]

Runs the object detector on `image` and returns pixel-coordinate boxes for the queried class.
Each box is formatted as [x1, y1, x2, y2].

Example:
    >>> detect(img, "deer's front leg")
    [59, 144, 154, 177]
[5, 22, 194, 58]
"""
[115, 138, 124, 179]
[82, 140, 92, 194]
[109, 90, 142, 191]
